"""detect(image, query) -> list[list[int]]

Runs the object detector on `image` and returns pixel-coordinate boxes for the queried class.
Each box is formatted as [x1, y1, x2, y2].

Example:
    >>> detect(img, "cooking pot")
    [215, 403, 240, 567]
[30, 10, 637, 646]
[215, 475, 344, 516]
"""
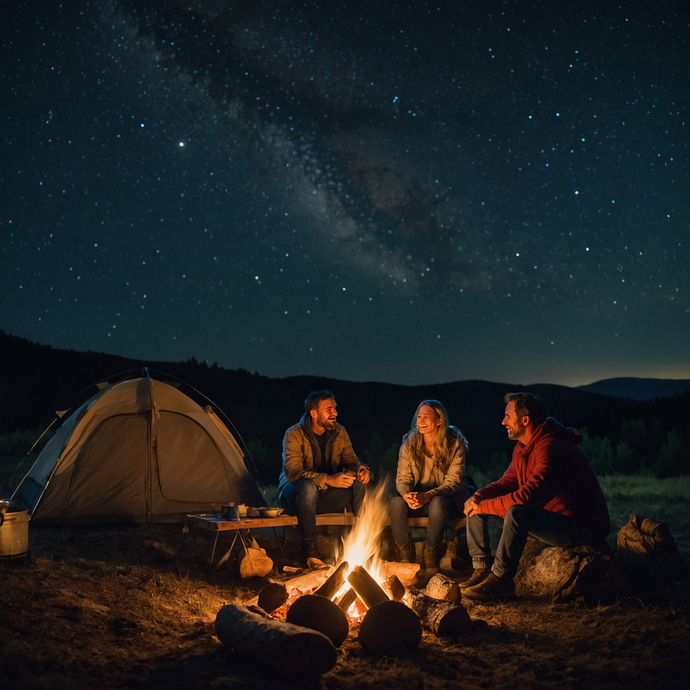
[0, 500, 30, 558]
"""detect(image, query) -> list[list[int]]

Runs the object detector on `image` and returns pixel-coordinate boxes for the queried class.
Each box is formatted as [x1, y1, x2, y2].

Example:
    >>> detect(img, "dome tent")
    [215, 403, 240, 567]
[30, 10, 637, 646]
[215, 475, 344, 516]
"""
[13, 373, 265, 525]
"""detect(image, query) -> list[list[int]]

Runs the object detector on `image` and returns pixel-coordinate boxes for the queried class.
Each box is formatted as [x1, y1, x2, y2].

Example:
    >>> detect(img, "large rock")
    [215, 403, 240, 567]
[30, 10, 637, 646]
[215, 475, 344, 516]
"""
[515, 539, 626, 602]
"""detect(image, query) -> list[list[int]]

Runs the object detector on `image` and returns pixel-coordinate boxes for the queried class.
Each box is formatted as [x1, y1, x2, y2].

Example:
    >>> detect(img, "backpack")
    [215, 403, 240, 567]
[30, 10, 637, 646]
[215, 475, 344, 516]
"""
[616, 513, 689, 585]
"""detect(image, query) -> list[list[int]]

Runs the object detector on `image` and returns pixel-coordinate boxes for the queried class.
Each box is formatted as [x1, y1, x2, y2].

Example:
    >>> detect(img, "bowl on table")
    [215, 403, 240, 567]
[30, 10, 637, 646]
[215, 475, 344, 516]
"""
[259, 507, 284, 518]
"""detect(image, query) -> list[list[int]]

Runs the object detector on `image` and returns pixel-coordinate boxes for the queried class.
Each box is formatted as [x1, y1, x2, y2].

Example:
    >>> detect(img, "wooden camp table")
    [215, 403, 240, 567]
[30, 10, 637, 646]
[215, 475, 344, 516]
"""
[188, 512, 356, 569]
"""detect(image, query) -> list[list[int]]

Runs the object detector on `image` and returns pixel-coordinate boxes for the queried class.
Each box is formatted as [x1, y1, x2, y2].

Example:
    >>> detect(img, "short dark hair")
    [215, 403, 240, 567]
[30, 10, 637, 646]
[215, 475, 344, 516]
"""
[504, 392, 548, 427]
[304, 390, 336, 413]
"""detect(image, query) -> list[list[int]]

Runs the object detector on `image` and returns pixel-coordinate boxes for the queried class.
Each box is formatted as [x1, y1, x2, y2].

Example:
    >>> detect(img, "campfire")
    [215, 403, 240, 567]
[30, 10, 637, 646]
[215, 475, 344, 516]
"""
[284, 481, 410, 620]
[214, 482, 476, 678]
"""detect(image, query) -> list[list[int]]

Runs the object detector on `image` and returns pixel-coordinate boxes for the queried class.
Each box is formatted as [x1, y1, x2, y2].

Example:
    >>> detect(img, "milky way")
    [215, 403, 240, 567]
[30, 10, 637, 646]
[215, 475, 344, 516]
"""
[2, 1, 688, 386]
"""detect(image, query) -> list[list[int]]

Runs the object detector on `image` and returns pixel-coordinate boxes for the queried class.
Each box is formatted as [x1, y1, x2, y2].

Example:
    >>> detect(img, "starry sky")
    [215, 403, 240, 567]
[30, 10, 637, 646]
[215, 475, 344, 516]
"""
[2, 1, 689, 387]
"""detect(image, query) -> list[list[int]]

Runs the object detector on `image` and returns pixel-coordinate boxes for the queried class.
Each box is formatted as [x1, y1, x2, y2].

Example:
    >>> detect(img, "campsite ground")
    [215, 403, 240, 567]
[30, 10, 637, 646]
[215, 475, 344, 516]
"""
[2, 479, 690, 690]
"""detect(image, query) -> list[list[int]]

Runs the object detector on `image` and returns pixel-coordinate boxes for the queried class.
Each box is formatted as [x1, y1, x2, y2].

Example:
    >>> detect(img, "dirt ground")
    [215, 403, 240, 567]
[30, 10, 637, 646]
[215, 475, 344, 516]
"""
[2, 521, 690, 690]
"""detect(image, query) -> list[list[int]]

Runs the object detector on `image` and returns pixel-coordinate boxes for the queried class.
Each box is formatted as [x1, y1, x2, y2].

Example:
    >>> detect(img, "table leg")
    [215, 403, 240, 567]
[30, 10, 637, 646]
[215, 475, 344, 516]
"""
[214, 531, 242, 571]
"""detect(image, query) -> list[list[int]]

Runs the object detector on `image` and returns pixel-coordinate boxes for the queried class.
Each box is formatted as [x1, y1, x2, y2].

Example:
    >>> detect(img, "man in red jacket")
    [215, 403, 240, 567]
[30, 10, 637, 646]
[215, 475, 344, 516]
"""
[461, 392, 610, 600]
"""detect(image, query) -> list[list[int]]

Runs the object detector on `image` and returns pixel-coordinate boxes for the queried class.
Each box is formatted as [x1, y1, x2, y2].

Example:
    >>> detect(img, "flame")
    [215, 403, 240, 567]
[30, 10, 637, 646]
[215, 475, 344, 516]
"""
[336, 479, 391, 595]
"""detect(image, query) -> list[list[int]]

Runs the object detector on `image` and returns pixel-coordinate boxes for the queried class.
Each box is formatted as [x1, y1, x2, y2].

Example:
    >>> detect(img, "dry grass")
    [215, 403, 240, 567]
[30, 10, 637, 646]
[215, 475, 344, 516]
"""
[1, 476, 690, 689]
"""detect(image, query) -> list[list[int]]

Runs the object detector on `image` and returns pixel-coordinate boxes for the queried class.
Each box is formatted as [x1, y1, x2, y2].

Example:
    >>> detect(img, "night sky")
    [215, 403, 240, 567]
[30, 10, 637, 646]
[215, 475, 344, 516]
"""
[2, 1, 688, 387]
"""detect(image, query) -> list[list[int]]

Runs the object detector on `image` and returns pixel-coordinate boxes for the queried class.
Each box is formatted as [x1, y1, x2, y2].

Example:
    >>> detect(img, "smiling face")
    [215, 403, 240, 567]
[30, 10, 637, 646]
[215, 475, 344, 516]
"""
[416, 404, 442, 439]
[502, 400, 529, 441]
[311, 397, 338, 434]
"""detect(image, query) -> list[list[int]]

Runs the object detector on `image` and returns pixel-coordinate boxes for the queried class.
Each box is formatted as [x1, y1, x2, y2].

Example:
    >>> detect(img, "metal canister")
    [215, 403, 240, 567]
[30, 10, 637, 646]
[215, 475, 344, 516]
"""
[0, 500, 30, 558]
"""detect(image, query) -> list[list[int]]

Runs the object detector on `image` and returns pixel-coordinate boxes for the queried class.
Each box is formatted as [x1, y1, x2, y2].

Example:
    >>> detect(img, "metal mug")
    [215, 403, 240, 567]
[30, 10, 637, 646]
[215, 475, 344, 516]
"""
[221, 504, 240, 520]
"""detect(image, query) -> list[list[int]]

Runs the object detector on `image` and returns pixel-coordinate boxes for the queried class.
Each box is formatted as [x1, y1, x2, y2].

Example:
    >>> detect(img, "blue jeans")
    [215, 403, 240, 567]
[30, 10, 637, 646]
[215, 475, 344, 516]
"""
[390, 495, 459, 549]
[279, 479, 366, 546]
[466, 504, 596, 578]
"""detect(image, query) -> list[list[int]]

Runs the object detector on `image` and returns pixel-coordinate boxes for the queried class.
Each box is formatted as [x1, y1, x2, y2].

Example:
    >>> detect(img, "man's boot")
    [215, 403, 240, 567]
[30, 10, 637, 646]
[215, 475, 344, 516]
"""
[459, 567, 491, 589]
[423, 546, 440, 575]
[462, 572, 515, 601]
[302, 539, 325, 568]
[395, 541, 414, 563]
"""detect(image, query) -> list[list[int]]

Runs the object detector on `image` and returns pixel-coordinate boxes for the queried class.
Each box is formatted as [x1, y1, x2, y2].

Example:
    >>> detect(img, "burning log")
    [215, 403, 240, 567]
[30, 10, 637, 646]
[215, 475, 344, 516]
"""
[410, 593, 472, 637]
[215, 604, 337, 678]
[257, 582, 288, 613]
[244, 566, 334, 608]
[285, 594, 349, 647]
[358, 600, 422, 656]
[381, 574, 406, 602]
[347, 565, 390, 609]
[313, 560, 349, 600]
[379, 560, 420, 588]
[425, 573, 460, 602]
[336, 587, 358, 612]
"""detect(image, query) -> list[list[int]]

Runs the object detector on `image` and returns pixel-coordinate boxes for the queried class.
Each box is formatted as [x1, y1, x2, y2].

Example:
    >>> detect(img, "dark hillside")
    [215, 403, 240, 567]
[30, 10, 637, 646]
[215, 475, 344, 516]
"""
[2, 330, 686, 482]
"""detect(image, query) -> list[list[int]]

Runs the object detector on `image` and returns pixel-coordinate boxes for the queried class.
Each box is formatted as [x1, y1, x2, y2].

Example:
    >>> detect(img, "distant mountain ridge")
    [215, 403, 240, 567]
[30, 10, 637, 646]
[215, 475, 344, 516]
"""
[577, 377, 690, 401]
[2, 330, 688, 482]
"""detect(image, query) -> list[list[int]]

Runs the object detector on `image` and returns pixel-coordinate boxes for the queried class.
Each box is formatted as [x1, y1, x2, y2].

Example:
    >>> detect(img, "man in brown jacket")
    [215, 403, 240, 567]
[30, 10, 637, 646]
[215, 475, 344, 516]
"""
[278, 390, 370, 563]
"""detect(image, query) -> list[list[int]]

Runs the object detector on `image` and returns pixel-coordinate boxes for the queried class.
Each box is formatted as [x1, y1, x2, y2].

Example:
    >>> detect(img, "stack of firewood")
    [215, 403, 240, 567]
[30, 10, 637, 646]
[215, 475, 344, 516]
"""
[215, 560, 479, 678]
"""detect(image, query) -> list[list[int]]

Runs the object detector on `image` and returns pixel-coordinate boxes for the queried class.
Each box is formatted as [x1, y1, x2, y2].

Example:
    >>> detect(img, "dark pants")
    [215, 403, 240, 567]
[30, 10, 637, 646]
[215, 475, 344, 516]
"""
[467, 504, 596, 578]
[390, 494, 459, 549]
[279, 479, 366, 547]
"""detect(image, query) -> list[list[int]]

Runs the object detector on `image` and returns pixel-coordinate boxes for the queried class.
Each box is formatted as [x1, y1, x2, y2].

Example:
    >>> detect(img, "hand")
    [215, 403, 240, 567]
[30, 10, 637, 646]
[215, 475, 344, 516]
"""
[413, 491, 432, 509]
[356, 466, 371, 484]
[325, 472, 355, 488]
[464, 495, 481, 517]
[403, 492, 417, 508]
[403, 491, 431, 509]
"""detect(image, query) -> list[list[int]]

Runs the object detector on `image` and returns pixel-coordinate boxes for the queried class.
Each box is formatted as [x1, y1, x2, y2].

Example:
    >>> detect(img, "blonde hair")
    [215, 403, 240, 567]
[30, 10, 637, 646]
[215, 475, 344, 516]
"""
[402, 400, 467, 472]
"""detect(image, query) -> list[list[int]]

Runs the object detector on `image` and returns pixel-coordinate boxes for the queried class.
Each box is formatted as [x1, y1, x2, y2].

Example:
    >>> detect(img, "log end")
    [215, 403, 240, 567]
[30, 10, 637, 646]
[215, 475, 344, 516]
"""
[435, 604, 473, 637]
[286, 594, 350, 648]
[258, 582, 288, 613]
[358, 600, 422, 656]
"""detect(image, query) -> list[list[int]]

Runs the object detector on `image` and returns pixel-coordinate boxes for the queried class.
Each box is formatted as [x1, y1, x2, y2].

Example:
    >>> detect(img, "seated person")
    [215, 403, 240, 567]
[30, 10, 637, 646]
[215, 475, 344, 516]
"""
[278, 390, 370, 564]
[461, 392, 610, 600]
[390, 399, 472, 573]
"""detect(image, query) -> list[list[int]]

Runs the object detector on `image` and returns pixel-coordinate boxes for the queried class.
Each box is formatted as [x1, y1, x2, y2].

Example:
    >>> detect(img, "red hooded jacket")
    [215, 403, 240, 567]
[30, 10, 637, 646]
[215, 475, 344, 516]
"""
[475, 417, 610, 541]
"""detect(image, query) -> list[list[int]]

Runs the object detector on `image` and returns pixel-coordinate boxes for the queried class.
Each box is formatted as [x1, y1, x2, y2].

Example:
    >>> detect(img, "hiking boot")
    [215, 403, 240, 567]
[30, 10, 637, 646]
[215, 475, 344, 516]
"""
[462, 572, 516, 601]
[423, 546, 440, 575]
[395, 541, 415, 563]
[459, 567, 491, 589]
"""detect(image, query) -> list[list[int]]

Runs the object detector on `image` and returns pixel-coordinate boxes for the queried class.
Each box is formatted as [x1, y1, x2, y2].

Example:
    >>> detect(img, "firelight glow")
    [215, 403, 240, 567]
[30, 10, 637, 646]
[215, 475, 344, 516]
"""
[336, 481, 392, 594]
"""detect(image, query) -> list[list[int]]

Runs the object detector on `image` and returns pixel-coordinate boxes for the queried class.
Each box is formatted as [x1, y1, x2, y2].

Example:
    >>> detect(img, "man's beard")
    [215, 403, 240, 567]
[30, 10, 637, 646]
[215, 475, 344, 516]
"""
[319, 415, 336, 430]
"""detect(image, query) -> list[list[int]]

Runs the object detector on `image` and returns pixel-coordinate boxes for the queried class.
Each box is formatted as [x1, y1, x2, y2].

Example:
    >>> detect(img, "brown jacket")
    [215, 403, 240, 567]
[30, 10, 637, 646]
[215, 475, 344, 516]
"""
[278, 413, 362, 500]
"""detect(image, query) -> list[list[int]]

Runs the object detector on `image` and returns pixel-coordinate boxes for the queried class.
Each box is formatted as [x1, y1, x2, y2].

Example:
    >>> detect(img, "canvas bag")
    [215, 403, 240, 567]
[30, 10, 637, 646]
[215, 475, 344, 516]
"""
[617, 513, 689, 584]
[238, 532, 274, 578]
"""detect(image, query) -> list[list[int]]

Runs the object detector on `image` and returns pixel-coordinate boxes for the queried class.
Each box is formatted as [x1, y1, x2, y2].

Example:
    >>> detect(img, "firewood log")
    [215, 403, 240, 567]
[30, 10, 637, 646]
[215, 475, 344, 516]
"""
[285, 594, 349, 647]
[336, 587, 358, 612]
[381, 575, 406, 602]
[215, 604, 337, 678]
[257, 582, 288, 613]
[314, 560, 349, 600]
[410, 592, 472, 637]
[358, 600, 422, 656]
[347, 565, 389, 609]
[244, 567, 334, 607]
[425, 573, 460, 602]
[378, 560, 420, 587]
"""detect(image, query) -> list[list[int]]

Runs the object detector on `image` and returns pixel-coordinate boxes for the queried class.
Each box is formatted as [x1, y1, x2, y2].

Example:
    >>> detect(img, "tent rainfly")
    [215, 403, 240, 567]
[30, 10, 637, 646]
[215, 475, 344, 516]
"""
[13, 377, 265, 525]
